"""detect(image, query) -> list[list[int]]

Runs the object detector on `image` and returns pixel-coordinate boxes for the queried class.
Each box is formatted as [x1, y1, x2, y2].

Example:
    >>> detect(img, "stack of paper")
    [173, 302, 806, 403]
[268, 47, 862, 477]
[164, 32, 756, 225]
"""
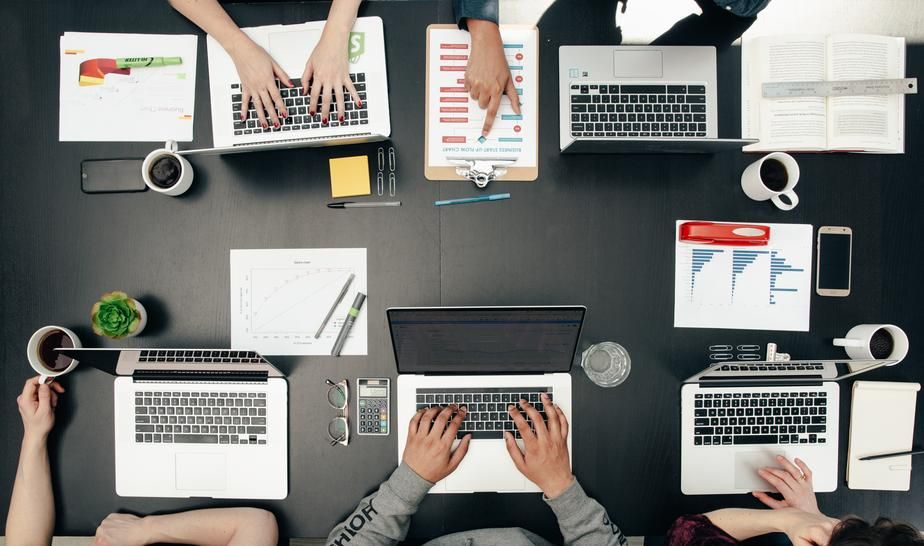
[59, 32, 197, 142]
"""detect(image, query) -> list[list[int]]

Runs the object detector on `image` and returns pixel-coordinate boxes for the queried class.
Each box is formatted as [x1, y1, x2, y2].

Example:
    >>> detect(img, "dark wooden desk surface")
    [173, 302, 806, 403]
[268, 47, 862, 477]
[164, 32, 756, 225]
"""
[1, 0, 922, 542]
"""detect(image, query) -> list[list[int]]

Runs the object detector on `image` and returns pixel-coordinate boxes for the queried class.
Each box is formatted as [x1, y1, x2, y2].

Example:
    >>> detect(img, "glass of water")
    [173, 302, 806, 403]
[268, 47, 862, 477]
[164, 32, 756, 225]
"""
[581, 342, 631, 387]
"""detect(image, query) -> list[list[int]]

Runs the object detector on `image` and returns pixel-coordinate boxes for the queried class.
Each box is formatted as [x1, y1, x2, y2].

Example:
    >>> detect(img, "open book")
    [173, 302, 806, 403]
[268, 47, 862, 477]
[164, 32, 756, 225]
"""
[742, 34, 905, 153]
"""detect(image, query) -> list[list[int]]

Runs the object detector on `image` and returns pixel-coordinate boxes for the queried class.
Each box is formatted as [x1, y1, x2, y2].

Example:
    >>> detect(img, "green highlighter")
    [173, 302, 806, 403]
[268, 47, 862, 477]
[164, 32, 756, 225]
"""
[331, 292, 366, 357]
[115, 57, 183, 68]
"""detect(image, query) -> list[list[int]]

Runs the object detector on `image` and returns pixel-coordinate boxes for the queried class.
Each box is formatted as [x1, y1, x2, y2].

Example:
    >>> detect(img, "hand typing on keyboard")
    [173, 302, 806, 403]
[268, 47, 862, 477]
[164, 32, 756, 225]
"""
[504, 394, 574, 499]
[301, 0, 362, 126]
[402, 404, 472, 483]
[227, 36, 291, 130]
[465, 18, 521, 137]
[754, 455, 821, 515]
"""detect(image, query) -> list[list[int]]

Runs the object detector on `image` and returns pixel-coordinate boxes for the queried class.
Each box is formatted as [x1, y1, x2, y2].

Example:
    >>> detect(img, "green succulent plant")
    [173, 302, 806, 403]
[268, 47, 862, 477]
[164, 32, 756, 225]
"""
[91, 291, 141, 339]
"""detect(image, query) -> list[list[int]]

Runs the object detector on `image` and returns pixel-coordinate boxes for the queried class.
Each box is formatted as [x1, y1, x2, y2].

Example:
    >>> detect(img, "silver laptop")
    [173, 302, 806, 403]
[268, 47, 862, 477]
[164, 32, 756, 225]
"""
[58, 348, 288, 499]
[558, 45, 756, 153]
[198, 16, 390, 155]
[391, 306, 584, 493]
[681, 358, 896, 495]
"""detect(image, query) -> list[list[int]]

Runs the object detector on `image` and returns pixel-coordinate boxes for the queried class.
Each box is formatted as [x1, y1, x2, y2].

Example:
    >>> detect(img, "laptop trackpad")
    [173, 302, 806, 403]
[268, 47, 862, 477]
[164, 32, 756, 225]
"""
[445, 442, 526, 492]
[613, 50, 663, 79]
[176, 453, 227, 491]
[734, 451, 780, 491]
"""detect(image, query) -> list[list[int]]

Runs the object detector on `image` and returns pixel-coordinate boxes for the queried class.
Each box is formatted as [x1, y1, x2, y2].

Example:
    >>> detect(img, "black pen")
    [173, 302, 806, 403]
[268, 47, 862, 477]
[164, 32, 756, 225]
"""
[328, 201, 401, 208]
[858, 448, 924, 462]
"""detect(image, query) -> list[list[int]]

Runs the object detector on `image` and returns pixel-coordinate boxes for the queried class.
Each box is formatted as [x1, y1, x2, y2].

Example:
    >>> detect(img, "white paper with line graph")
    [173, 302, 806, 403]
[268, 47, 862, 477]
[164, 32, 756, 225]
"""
[230, 248, 367, 355]
[673, 221, 812, 331]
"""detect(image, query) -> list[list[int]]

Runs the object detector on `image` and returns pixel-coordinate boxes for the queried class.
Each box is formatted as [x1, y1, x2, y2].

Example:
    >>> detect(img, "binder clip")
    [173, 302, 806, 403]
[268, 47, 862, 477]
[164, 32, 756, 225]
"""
[447, 158, 516, 188]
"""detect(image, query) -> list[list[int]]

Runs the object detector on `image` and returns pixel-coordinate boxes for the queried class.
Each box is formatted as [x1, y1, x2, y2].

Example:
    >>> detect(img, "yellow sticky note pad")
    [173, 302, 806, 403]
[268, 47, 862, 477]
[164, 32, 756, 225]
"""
[329, 156, 371, 198]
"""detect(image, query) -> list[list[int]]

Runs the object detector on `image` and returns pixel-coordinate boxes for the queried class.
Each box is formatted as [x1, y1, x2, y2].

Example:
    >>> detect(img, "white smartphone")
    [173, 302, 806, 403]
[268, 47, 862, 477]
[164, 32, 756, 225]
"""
[816, 226, 852, 297]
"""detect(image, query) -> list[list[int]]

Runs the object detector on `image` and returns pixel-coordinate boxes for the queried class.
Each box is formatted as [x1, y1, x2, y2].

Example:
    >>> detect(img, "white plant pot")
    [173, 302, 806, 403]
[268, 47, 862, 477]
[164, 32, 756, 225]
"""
[125, 299, 147, 338]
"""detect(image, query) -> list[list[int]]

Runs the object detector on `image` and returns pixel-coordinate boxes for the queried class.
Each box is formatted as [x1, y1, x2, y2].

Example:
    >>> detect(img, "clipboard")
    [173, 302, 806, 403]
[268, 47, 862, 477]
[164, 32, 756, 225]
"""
[424, 24, 539, 185]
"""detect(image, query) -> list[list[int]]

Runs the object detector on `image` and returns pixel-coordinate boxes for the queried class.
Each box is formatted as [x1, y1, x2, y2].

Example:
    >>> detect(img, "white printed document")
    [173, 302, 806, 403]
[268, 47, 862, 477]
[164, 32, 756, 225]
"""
[674, 221, 812, 331]
[230, 248, 367, 356]
[742, 34, 905, 153]
[59, 32, 197, 142]
[425, 25, 538, 180]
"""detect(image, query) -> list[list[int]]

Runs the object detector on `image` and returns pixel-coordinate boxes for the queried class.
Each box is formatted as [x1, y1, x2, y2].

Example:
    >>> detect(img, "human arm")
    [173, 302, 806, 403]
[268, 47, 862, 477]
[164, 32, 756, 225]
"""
[325, 405, 472, 545]
[704, 507, 837, 546]
[452, 0, 520, 136]
[167, 0, 290, 128]
[505, 394, 627, 545]
[302, 0, 363, 125]
[93, 508, 277, 546]
[6, 378, 65, 546]
[753, 455, 821, 514]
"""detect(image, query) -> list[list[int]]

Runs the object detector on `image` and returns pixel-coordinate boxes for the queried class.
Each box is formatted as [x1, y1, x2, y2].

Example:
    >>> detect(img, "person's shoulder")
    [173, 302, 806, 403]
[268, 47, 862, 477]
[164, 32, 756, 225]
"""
[665, 514, 739, 546]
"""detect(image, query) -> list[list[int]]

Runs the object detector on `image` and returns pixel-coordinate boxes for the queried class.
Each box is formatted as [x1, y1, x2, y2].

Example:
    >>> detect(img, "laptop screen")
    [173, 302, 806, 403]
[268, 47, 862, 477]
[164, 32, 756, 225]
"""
[388, 306, 585, 374]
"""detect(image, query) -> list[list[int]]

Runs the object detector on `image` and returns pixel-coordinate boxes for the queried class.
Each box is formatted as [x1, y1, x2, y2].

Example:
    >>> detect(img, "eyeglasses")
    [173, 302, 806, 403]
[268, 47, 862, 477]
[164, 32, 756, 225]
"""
[326, 379, 349, 447]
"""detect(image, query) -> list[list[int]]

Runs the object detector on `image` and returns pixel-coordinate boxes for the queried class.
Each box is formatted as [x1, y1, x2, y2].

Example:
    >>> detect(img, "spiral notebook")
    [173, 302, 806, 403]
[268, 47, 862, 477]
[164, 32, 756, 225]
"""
[847, 380, 920, 491]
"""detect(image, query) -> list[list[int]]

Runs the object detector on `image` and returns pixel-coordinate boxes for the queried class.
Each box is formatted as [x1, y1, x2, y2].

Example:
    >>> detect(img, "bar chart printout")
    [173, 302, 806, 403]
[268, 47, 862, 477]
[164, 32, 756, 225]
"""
[674, 221, 812, 331]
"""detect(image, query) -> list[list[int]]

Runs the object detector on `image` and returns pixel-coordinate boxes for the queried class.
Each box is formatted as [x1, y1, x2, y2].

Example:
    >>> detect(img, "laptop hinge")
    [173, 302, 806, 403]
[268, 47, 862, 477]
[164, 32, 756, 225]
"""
[698, 378, 824, 388]
[132, 370, 269, 383]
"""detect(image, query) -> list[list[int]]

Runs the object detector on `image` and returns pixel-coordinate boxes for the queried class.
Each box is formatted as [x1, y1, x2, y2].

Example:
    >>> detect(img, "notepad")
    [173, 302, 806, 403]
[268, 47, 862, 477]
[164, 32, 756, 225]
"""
[847, 381, 920, 491]
[329, 156, 371, 198]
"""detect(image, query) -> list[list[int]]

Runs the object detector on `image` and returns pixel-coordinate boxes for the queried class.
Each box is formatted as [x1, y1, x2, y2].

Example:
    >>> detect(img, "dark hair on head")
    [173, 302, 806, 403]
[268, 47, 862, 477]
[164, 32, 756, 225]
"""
[830, 517, 924, 546]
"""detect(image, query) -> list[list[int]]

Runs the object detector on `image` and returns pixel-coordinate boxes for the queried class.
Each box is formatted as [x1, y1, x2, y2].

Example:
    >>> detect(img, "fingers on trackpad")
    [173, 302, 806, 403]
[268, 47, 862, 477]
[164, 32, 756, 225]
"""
[734, 451, 780, 491]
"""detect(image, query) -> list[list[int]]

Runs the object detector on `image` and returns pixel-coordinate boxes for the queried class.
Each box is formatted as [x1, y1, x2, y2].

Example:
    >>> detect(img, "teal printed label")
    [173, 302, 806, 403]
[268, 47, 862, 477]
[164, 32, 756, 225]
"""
[349, 32, 365, 64]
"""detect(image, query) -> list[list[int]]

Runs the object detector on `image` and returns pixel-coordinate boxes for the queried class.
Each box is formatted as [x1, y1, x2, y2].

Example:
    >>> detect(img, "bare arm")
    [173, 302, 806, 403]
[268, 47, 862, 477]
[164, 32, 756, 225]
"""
[5, 379, 64, 546]
[167, 0, 248, 53]
[94, 508, 278, 546]
[705, 508, 837, 546]
[167, 0, 291, 128]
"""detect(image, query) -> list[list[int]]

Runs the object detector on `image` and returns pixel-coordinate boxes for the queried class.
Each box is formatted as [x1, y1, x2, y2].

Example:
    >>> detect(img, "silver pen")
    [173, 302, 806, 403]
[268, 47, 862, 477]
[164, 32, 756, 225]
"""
[314, 273, 355, 338]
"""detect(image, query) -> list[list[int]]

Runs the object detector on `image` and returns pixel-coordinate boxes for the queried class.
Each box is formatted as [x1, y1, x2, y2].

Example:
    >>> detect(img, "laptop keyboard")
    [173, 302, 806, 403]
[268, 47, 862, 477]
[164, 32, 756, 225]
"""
[570, 83, 707, 138]
[138, 350, 262, 363]
[134, 390, 268, 446]
[715, 363, 826, 372]
[416, 387, 552, 440]
[230, 74, 369, 136]
[693, 391, 828, 447]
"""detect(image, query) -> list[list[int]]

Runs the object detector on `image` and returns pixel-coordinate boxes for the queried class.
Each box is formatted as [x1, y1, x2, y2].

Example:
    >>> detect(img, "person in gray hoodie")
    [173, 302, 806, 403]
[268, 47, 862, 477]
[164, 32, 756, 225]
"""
[326, 393, 627, 546]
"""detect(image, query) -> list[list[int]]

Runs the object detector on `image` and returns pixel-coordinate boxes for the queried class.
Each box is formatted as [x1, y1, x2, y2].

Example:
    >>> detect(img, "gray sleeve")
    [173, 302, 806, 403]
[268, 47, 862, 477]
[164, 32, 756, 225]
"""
[326, 463, 433, 546]
[544, 479, 628, 546]
[452, 0, 498, 29]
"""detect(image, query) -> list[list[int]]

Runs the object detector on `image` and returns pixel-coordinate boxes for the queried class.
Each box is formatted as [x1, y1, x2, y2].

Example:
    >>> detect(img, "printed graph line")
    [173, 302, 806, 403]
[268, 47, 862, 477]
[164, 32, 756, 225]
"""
[250, 269, 353, 333]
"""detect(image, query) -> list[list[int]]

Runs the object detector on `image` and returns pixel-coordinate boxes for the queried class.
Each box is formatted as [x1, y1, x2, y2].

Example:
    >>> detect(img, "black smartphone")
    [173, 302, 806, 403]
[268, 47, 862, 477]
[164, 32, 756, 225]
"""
[81, 159, 147, 194]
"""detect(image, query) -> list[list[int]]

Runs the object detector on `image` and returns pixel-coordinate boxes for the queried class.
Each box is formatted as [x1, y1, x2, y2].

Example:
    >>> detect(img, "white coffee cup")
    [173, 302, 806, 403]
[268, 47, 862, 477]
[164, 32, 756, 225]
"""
[833, 323, 908, 365]
[741, 152, 800, 211]
[27, 326, 82, 383]
[142, 140, 193, 196]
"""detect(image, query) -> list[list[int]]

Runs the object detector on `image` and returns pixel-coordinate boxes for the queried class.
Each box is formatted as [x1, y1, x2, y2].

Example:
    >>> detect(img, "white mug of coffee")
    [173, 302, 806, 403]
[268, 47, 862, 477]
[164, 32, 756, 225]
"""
[27, 326, 82, 383]
[833, 324, 908, 365]
[142, 139, 193, 196]
[741, 152, 800, 211]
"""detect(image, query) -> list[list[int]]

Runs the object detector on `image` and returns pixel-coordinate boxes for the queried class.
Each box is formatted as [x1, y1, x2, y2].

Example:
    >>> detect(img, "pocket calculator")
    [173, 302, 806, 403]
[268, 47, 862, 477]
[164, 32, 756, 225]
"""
[357, 378, 390, 436]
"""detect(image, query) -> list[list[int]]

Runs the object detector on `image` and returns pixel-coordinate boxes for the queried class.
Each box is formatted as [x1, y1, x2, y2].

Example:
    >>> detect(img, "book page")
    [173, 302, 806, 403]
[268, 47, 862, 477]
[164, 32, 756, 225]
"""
[426, 27, 537, 168]
[742, 35, 827, 152]
[826, 34, 905, 153]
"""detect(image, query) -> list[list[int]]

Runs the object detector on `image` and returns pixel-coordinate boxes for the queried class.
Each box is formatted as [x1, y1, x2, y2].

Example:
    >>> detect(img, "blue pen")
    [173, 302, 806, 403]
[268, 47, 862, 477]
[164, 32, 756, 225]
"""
[434, 193, 511, 206]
